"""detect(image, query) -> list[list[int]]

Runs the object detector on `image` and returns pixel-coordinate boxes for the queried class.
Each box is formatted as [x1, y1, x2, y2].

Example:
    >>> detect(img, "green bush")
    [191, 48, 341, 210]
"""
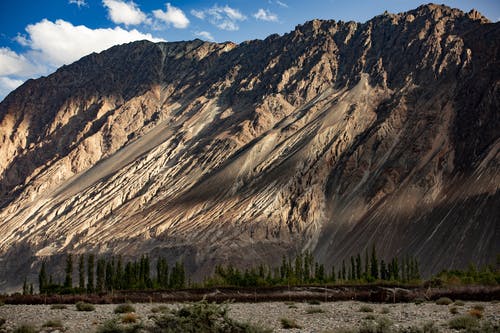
[381, 307, 390, 314]
[472, 304, 485, 311]
[359, 305, 374, 312]
[308, 299, 321, 305]
[448, 315, 479, 330]
[449, 306, 458, 314]
[76, 301, 95, 311]
[151, 305, 169, 313]
[50, 304, 67, 310]
[13, 324, 37, 333]
[454, 300, 465, 306]
[114, 303, 136, 314]
[280, 318, 301, 329]
[96, 319, 143, 333]
[364, 314, 376, 320]
[42, 319, 63, 328]
[151, 300, 271, 333]
[435, 297, 453, 305]
[413, 298, 425, 305]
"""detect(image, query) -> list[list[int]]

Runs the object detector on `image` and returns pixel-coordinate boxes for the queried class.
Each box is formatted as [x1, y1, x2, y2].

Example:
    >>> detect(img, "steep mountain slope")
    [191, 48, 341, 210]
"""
[0, 4, 498, 291]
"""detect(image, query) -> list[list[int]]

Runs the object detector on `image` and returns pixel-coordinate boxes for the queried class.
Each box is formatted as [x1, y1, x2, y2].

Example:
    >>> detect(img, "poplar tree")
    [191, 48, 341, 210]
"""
[64, 254, 73, 288]
[370, 244, 378, 280]
[38, 261, 48, 294]
[78, 255, 85, 290]
[87, 254, 95, 293]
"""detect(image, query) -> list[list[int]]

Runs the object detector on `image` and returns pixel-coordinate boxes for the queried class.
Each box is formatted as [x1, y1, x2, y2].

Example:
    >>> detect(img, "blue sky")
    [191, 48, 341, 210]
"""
[0, 0, 498, 101]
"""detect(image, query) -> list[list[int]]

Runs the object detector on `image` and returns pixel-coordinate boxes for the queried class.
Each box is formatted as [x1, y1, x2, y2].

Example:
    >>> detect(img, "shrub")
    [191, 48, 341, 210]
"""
[50, 304, 67, 310]
[359, 305, 374, 313]
[400, 322, 439, 333]
[121, 313, 139, 324]
[435, 297, 453, 305]
[151, 305, 169, 313]
[468, 308, 483, 319]
[454, 300, 465, 306]
[0, 318, 5, 327]
[448, 315, 479, 330]
[96, 319, 143, 333]
[151, 300, 272, 333]
[449, 306, 458, 314]
[413, 298, 425, 305]
[76, 301, 95, 311]
[281, 318, 301, 329]
[42, 319, 63, 328]
[358, 317, 392, 333]
[381, 307, 390, 314]
[308, 299, 321, 305]
[13, 324, 37, 333]
[364, 314, 376, 320]
[305, 307, 324, 314]
[472, 304, 485, 311]
[114, 303, 136, 314]
[288, 304, 298, 309]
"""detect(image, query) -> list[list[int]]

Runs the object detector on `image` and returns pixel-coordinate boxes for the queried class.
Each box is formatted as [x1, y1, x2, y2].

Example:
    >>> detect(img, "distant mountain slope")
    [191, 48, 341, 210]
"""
[0, 4, 498, 292]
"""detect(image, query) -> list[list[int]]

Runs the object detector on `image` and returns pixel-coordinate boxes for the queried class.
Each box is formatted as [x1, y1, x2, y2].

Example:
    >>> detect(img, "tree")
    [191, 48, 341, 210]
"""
[350, 256, 356, 281]
[355, 254, 362, 280]
[380, 260, 387, 280]
[364, 249, 369, 280]
[96, 258, 105, 293]
[370, 244, 378, 280]
[341, 260, 346, 281]
[64, 254, 73, 288]
[330, 265, 336, 283]
[78, 255, 85, 290]
[22, 277, 28, 295]
[105, 259, 114, 291]
[87, 254, 95, 293]
[38, 261, 48, 294]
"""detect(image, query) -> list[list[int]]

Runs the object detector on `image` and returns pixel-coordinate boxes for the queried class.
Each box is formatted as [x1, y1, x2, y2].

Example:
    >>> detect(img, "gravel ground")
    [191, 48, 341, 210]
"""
[0, 301, 498, 332]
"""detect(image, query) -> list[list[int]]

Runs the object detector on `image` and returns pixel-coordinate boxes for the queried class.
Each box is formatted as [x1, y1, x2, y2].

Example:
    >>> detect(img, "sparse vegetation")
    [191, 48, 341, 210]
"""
[448, 315, 479, 330]
[413, 298, 425, 305]
[306, 306, 324, 314]
[281, 317, 302, 329]
[50, 304, 67, 309]
[114, 303, 136, 314]
[75, 301, 95, 311]
[151, 300, 271, 333]
[42, 319, 63, 328]
[13, 324, 37, 333]
[364, 314, 376, 320]
[472, 304, 485, 311]
[381, 307, 390, 314]
[358, 317, 392, 333]
[399, 322, 439, 333]
[449, 306, 458, 314]
[121, 312, 139, 324]
[96, 319, 143, 333]
[435, 297, 452, 305]
[151, 305, 169, 313]
[468, 308, 483, 319]
[359, 305, 374, 312]
[454, 300, 465, 306]
[308, 299, 321, 305]
[0, 318, 6, 327]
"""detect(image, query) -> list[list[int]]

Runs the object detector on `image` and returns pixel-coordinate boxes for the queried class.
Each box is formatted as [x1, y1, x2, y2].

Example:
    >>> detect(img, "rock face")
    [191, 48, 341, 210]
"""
[0, 4, 498, 291]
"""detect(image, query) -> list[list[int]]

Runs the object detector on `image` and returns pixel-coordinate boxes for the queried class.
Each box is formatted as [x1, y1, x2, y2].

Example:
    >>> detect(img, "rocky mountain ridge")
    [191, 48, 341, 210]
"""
[0, 4, 498, 291]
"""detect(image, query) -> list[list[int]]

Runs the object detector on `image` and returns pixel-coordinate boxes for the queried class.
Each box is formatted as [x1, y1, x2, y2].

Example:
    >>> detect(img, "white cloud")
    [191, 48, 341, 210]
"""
[276, 1, 288, 8]
[190, 9, 205, 20]
[192, 5, 246, 31]
[0, 48, 41, 76]
[253, 9, 278, 22]
[69, 0, 88, 8]
[23, 19, 163, 67]
[102, 0, 147, 25]
[153, 3, 189, 29]
[194, 31, 214, 42]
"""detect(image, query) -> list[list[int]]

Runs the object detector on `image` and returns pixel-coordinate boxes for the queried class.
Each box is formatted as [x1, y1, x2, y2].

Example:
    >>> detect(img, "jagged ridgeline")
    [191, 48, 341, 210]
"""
[0, 4, 499, 292]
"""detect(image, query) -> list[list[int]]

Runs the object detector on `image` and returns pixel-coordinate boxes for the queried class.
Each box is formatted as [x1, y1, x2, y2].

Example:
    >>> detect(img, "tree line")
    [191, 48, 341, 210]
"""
[37, 254, 186, 295]
[29, 247, 499, 295]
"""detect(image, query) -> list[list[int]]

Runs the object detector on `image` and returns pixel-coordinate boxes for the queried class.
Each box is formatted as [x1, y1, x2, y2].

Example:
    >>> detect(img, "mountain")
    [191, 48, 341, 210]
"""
[0, 4, 498, 292]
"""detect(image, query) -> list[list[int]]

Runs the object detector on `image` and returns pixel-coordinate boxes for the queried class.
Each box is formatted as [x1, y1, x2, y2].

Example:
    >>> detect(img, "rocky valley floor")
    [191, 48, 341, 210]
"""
[0, 300, 498, 332]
